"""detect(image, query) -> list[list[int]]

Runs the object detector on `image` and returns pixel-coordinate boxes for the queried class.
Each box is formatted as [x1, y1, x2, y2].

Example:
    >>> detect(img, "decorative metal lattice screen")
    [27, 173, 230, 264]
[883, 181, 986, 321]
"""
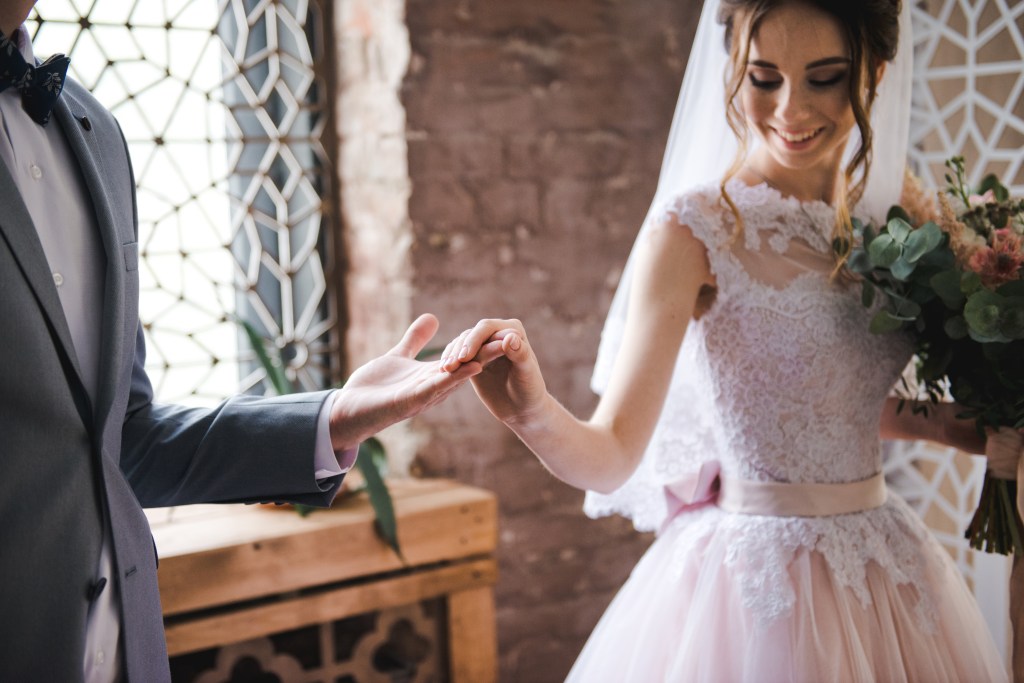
[885, 0, 1024, 661]
[28, 0, 337, 405]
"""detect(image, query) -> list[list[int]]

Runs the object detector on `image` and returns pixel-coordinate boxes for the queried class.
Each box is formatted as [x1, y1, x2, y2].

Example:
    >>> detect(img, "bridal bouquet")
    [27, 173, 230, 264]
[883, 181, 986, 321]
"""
[847, 157, 1024, 555]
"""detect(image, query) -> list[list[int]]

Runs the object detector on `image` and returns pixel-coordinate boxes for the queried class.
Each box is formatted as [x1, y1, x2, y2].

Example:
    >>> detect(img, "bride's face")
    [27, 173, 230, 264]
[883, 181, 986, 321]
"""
[739, 2, 856, 177]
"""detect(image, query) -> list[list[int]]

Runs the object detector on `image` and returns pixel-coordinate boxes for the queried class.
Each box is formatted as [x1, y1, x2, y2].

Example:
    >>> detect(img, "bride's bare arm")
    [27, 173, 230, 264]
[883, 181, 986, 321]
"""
[443, 219, 714, 493]
[879, 398, 983, 451]
[879, 398, 1022, 479]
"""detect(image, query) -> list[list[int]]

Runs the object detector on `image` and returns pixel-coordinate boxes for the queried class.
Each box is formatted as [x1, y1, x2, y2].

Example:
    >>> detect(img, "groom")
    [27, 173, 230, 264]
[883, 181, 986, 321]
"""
[0, 2, 486, 681]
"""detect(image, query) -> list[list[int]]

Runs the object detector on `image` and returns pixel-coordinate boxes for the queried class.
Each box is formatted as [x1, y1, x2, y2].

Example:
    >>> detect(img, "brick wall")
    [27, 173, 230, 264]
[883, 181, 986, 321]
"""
[398, 1, 700, 680]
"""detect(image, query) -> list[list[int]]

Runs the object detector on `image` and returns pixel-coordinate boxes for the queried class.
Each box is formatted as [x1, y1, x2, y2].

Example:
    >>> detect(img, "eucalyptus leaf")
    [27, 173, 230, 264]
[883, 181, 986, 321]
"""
[870, 309, 909, 334]
[964, 290, 1006, 339]
[848, 249, 873, 274]
[919, 247, 956, 270]
[997, 280, 1024, 298]
[908, 286, 937, 305]
[1001, 307, 1024, 339]
[869, 234, 902, 267]
[903, 223, 944, 263]
[961, 271, 983, 295]
[862, 223, 877, 245]
[887, 217, 913, 242]
[887, 205, 913, 225]
[890, 257, 916, 280]
[891, 296, 922, 318]
[944, 315, 969, 339]
[861, 280, 876, 308]
[931, 270, 967, 309]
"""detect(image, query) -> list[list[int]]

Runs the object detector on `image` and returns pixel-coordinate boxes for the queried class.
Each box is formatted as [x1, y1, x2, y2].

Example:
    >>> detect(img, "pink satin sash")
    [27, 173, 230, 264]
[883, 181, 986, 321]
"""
[662, 461, 887, 532]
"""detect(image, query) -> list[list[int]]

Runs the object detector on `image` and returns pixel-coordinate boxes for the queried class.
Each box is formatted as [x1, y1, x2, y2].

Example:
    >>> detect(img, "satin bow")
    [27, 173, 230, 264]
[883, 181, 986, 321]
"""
[661, 461, 722, 534]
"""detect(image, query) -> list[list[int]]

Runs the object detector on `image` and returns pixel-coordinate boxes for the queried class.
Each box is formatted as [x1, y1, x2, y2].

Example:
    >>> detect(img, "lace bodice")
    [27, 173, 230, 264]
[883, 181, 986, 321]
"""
[585, 181, 929, 625]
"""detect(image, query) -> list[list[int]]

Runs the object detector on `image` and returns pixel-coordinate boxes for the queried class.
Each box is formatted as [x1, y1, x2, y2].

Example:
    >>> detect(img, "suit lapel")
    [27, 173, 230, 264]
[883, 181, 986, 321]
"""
[0, 151, 89, 395]
[53, 92, 126, 429]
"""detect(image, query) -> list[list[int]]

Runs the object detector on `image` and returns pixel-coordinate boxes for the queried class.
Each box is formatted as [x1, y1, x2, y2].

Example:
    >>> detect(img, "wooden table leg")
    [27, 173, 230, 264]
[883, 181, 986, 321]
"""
[448, 585, 497, 683]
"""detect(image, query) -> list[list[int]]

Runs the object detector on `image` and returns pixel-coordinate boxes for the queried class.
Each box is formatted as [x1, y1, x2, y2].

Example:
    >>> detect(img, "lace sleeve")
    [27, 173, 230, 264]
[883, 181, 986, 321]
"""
[657, 187, 731, 262]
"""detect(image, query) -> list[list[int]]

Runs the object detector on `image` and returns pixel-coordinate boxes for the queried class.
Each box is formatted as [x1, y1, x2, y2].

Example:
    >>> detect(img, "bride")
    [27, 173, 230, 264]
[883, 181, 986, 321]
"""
[443, 0, 1018, 679]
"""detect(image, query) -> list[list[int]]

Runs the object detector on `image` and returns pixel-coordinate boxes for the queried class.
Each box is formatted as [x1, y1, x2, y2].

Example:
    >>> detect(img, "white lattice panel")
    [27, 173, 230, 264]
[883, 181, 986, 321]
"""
[909, 0, 1024, 192]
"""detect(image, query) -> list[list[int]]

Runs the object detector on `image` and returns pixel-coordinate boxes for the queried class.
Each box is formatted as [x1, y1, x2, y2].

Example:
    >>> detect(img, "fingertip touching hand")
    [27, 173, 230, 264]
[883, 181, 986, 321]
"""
[439, 318, 547, 426]
[439, 318, 528, 373]
[328, 313, 484, 451]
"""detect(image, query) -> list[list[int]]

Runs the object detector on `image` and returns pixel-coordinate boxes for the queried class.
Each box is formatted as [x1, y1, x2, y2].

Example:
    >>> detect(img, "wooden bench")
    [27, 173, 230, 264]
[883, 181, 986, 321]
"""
[149, 478, 498, 682]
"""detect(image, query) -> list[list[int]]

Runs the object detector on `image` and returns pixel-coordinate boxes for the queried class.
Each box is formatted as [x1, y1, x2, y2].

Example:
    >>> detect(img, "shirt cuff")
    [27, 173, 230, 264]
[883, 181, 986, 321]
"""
[313, 390, 359, 481]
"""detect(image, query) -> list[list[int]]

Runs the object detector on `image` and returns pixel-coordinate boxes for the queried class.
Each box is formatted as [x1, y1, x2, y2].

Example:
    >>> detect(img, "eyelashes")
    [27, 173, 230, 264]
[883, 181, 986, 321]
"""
[809, 73, 848, 88]
[748, 74, 782, 90]
[747, 72, 848, 90]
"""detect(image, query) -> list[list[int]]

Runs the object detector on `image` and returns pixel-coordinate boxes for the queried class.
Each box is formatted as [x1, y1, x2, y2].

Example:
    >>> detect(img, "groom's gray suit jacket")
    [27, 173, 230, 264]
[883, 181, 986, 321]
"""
[0, 80, 343, 681]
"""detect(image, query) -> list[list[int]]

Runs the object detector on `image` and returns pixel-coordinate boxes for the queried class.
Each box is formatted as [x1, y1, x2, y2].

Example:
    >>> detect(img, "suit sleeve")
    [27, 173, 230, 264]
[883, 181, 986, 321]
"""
[120, 324, 345, 508]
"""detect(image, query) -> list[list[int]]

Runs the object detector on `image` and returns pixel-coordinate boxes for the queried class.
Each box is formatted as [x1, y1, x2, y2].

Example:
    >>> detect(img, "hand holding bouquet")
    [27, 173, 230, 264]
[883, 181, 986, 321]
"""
[848, 157, 1024, 554]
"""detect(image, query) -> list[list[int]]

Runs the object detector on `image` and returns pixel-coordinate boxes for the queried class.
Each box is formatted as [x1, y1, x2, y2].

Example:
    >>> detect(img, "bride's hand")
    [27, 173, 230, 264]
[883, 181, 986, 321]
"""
[984, 427, 1024, 480]
[440, 318, 548, 426]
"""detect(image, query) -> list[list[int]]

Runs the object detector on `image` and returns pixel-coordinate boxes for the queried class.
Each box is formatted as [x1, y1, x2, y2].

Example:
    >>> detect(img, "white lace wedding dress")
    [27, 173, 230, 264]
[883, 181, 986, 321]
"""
[571, 181, 1007, 682]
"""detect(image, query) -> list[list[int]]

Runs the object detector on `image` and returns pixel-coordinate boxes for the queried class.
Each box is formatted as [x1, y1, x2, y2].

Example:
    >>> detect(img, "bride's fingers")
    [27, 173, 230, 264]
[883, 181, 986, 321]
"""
[440, 334, 463, 372]
[473, 339, 508, 366]
[440, 320, 529, 372]
[460, 318, 525, 362]
[441, 329, 475, 373]
[502, 332, 529, 363]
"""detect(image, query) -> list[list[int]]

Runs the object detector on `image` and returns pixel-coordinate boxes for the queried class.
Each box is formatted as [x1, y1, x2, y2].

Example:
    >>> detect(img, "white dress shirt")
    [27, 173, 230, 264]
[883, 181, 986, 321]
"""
[0, 26, 354, 683]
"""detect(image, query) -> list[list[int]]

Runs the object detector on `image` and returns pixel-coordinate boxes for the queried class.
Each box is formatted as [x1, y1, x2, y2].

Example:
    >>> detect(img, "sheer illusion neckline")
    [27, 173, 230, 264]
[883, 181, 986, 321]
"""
[723, 177, 837, 213]
[717, 178, 838, 254]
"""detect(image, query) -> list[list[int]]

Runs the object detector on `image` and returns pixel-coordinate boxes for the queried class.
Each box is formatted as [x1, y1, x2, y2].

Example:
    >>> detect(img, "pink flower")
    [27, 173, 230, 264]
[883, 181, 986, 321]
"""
[969, 189, 997, 207]
[967, 228, 1024, 287]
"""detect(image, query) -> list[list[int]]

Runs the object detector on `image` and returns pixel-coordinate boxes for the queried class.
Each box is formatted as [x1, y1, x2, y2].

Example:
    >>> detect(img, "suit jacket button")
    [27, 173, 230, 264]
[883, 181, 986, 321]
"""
[78, 115, 92, 131]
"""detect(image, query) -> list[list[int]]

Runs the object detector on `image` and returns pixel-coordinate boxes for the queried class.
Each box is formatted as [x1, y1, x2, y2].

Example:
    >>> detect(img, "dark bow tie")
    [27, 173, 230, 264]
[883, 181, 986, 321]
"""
[0, 30, 70, 126]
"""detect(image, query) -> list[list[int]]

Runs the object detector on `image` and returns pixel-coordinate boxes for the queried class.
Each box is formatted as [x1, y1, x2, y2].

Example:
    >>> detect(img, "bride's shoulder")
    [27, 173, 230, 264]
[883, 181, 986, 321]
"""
[658, 183, 725, 216]
[654, 183, 735, 248]
[656, 179, 774, 221]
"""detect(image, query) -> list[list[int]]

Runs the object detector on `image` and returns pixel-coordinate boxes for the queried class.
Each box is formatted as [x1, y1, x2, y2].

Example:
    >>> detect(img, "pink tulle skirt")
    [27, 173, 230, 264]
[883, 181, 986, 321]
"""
[566, 508, 1008, 682]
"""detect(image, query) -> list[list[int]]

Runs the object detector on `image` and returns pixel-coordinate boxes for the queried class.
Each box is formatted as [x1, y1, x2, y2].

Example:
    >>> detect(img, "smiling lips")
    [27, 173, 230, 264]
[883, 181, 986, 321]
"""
[773, 126, 825, 146]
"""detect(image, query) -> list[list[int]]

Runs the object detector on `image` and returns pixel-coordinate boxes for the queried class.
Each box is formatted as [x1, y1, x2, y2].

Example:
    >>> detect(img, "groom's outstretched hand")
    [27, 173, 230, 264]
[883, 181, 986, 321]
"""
[329, 313, 484, 451]
[440, 318, 549, 428]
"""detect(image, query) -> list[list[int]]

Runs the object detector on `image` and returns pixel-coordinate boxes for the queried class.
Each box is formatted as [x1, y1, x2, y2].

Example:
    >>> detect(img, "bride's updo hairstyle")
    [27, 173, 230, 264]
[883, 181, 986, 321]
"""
[717, 0, 901, 269]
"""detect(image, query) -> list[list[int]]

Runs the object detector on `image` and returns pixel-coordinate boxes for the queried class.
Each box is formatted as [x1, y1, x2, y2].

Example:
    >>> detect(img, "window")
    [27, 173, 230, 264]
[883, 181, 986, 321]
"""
[29, 0, 339, 404]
